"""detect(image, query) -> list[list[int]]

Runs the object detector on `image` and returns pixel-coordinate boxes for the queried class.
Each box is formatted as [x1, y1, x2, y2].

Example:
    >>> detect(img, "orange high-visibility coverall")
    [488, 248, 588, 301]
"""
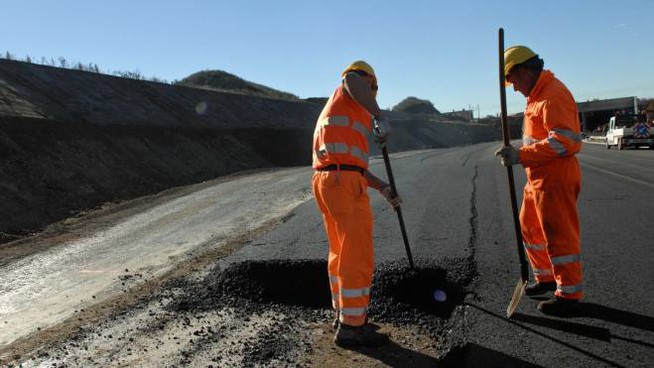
[518, 70, 584, 300]
[312, 85, 374, 327]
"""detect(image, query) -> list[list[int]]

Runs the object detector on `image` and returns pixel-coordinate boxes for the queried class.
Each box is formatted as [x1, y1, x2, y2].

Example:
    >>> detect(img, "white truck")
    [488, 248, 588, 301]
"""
[605, 115, 654, 150]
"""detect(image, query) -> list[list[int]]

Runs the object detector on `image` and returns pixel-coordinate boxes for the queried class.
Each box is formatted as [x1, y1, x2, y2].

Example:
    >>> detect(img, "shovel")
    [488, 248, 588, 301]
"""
[374, 120, 415, 269]
[498, 28, 530, 318]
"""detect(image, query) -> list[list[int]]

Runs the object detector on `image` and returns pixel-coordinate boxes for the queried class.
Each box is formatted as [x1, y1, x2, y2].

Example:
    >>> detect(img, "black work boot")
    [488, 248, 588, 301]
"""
[525, 281, 557, 296]
[333, 315, 372, 330]
[538, 297, 580, 316]
[334, 323, 389, 348]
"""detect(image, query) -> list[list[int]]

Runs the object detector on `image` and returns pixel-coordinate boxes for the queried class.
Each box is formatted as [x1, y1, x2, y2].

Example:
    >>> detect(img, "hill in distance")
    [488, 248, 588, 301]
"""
[178, 69, 299, 101]
[392, 96, 440, 114]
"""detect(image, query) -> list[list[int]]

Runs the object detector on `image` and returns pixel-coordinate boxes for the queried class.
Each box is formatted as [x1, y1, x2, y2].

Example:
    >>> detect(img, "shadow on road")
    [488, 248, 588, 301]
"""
[349, 341, 544, 367]
[576, 302, 654, 332]
[511, 313, 611, 341]
[513, 302, 654, 348]
[508, 300, 653, 332]
[467, 303, 626, 368]
[437, 343, 544, 367]
[342, 341, 438, 367]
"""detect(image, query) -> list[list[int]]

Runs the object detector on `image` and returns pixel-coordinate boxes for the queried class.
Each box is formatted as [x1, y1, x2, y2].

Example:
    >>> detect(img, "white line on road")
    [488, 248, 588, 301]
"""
[580, 162, 654, 189]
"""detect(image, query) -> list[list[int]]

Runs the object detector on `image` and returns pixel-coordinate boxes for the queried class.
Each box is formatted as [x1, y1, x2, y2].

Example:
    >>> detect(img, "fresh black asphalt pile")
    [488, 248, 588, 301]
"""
[167, 257, 473, 362]
[369, 259, 469, 331]
[170, 259, 469, 329]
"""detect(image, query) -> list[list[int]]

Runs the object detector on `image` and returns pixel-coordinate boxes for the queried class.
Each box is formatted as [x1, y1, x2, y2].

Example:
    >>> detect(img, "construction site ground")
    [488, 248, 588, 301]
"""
[2, 143, 654, 367]
[1, 164, 449, 367]
[2, 60, 653, 367]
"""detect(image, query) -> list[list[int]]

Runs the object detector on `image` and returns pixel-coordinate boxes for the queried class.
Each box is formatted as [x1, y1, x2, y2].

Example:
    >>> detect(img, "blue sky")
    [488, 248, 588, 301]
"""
[2, 0, 653, 116]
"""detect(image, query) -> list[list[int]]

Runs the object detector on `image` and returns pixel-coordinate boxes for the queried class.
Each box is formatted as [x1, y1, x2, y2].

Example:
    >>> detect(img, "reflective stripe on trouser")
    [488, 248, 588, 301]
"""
[312, 170, 373, 326]
[520, 184, 583, 300]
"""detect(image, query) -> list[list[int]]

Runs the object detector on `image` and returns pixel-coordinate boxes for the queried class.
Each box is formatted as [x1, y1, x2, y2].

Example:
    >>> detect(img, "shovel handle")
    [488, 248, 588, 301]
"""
[380, 146, 415, 269]
[499, 28, 529, 282]
[374, 120, 415, 269]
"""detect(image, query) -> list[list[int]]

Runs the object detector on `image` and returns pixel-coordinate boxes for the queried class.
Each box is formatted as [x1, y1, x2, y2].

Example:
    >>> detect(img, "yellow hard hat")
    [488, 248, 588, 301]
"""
[504, 45, 537, 77]
[342, 60, 377, 85]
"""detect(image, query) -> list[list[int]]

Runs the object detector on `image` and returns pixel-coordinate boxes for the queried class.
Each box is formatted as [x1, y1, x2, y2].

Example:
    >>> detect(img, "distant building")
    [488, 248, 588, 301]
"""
[577, 96, 638, 132]
[442, 109, 474, 122]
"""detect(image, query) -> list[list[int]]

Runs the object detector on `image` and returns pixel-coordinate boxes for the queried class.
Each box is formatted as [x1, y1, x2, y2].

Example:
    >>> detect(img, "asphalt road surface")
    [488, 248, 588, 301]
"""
[1, 141, 652, 367]
[236, 141, 654, 367]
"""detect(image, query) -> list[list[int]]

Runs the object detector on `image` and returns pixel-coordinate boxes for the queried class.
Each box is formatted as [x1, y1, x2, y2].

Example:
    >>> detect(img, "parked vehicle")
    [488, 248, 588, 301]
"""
[605, 114, 654, 150]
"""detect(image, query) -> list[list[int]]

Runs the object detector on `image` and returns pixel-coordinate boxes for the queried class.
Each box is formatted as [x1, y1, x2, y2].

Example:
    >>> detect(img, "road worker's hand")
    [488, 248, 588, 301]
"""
[373, 117, 391, 148]
[380, 185, 402, 209]
[495, 145, 520, 166]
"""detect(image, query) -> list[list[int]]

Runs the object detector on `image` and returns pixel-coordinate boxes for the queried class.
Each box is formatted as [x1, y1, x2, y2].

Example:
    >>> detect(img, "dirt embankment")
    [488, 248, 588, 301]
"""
[378, 112, 502, 154]
[0, 60, 319, 241]
[0, 59, 502, 241]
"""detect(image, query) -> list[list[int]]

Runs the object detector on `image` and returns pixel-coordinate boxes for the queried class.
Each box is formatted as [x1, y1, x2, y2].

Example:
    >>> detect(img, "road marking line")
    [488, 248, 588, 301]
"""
[580, 162, 654, 188]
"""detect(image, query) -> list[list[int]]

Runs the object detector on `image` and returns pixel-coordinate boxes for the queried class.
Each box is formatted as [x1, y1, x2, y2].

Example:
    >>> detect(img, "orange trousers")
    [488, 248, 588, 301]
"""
[312, 170, 373, 327]
[520, 183, 583, 300]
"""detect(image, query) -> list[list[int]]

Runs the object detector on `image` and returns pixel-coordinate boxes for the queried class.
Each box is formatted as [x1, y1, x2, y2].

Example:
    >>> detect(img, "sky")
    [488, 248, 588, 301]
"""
[2, 0, 653, 116]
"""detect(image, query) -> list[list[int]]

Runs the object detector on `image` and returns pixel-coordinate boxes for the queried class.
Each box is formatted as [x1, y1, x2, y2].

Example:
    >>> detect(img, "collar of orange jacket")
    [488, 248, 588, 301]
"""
[527, 70, 554, 101]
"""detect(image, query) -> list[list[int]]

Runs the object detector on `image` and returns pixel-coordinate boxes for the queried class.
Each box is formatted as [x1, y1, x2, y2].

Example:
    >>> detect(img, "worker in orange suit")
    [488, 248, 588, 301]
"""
[312, 60, 400, 347]
[496, 46, 584, 316]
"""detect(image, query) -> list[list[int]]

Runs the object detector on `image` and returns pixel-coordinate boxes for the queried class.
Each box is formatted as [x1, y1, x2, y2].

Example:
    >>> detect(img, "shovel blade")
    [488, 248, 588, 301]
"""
[506, 278, 527, 318]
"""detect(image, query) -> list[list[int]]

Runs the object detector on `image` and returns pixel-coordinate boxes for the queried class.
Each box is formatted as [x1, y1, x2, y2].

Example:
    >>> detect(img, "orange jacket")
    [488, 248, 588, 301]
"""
[312, 86, 373, 170]
[519, 70, 583, 189]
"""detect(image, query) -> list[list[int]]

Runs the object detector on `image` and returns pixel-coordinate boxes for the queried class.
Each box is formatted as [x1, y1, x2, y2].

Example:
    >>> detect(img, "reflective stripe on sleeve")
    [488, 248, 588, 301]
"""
[546, 137, 568, 156]
[316, 142, 368, 165]
[319, 115, 371, 139]
[322, 115, 350, 127]
[551, 253, 581, 265]
[329, 275, 339, 284]
[350, 146, 369, 164]
[340, 287, 371, 298]
[552, 128, 583, 142]
[558, 283, 583, 294]
[317, 142, 349, 158]
[523, 135, 539, 145]
[352, 121, 370, 137]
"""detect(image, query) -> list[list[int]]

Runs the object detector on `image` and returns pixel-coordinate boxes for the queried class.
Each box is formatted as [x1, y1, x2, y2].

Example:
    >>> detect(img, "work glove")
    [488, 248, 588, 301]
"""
[494, 145, 520, 167]
[373, 117, 391, 148]
[380, 185, 402, 209]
